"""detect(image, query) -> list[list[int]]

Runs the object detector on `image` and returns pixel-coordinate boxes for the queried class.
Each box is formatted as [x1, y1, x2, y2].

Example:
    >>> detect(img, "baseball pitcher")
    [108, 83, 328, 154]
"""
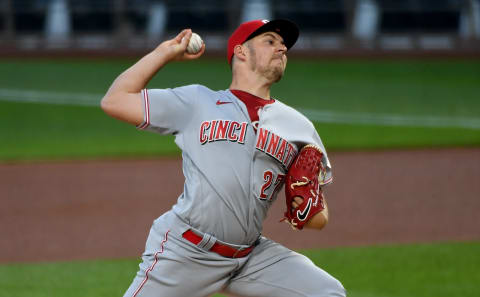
[101, 19, 346, 297]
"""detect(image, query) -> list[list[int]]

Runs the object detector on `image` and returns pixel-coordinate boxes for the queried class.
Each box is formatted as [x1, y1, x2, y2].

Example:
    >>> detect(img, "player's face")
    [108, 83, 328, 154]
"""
[246, 32, 288, 83]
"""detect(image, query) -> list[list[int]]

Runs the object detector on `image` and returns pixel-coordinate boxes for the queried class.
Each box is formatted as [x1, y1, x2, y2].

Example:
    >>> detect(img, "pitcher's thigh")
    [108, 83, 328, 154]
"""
[226, 252, 345, 297]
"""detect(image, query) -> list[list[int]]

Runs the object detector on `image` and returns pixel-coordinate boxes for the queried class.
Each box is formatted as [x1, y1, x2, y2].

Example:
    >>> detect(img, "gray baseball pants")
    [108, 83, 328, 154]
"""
[123, 212, 346, 297]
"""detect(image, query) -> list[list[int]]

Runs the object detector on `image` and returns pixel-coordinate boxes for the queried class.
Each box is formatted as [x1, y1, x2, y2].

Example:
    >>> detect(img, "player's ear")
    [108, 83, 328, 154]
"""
[233, 44, 247, 62]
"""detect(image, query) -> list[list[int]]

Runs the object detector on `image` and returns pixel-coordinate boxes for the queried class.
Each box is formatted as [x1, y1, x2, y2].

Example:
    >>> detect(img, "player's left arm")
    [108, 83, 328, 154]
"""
[283, 143, 331, 231]
[303, 129, 331, 230]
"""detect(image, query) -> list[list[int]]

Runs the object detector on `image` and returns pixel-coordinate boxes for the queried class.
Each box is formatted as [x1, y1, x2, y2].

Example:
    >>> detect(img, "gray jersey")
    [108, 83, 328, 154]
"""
[137, 84, 332, 245]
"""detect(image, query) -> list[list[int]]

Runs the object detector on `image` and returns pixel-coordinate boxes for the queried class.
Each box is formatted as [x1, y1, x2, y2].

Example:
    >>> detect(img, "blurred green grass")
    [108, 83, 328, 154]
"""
[0, 58, 479, 161]
[2, 57, 478, 116]
[302, 241, 480, 297]
[0, 241, 478, 297]
[0, 101, 178, 161]
[281, 59, 480, 116]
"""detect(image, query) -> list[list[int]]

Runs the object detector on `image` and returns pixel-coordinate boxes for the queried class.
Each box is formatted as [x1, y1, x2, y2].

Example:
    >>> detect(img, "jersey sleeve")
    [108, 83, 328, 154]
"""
[136, 85, 199, 135]
[311, 129, 333, 186]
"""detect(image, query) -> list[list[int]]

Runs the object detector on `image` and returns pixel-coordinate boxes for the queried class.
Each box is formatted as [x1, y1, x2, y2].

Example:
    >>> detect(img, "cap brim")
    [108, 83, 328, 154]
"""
[246, 19, 299, 50]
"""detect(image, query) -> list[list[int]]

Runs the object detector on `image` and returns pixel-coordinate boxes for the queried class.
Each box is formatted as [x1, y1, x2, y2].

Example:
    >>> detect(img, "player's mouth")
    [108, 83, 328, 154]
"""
[272, 54, 286, 63]
[271, 56, 283, 64]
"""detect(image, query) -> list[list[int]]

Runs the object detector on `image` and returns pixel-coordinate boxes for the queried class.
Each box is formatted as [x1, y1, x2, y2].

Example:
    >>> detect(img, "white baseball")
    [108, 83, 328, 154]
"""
[186, 33, 203, 54]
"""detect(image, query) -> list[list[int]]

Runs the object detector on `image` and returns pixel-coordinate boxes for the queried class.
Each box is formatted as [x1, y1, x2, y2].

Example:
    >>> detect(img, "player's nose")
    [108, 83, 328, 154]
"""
[278, 42, 287, 53]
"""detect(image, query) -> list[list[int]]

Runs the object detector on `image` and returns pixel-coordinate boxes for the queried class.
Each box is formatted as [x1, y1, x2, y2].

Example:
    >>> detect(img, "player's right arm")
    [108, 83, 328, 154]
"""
[100, 29, 205, 125]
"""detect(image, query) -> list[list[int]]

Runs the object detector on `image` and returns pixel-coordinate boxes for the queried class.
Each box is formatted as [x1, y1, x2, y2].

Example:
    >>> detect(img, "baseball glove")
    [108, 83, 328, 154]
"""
[283, 144, 327, 230]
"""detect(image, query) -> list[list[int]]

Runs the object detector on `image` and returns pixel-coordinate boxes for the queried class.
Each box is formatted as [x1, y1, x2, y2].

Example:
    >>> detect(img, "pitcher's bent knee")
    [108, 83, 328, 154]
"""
[324, 277, 346, 297]
[312, 276, 345, 297]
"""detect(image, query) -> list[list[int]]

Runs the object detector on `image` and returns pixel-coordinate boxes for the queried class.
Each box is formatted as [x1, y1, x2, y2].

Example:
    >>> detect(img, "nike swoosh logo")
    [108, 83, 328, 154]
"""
[297, 198, 312, 221]
[216, 100, 232, 105]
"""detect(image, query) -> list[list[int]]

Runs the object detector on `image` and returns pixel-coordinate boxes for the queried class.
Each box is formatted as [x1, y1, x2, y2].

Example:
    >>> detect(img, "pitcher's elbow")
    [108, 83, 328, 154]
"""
[100, 95, 115, 116]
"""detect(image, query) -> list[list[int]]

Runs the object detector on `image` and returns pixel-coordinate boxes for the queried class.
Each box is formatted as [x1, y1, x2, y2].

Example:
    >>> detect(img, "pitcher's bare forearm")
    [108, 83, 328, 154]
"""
[106, 51, 170, 98]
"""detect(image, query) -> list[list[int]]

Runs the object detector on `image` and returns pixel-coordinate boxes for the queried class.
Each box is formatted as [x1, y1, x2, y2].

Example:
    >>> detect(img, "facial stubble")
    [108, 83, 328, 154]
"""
[246, 43, 284, 83]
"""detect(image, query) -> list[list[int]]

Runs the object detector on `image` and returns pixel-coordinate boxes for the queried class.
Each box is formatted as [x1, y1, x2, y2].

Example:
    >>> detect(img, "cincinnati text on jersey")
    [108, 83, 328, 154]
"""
[199, 120, 248, 144]
[255, 127, 297, 169]
[198, 121, 297, 169]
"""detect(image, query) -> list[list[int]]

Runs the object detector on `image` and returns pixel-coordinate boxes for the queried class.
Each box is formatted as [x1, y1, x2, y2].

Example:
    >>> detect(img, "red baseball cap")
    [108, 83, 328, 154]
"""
[227, 19, 299, 65]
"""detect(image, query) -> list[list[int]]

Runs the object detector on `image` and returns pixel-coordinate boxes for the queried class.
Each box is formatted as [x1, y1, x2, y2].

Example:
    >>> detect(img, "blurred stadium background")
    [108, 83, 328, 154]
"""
[0, 1, 479, 297]
[1, 0, 479, 55]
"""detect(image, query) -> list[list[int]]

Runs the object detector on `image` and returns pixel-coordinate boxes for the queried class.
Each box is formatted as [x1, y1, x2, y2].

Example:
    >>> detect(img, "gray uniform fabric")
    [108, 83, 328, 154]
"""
[124, 85, 345, 297]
